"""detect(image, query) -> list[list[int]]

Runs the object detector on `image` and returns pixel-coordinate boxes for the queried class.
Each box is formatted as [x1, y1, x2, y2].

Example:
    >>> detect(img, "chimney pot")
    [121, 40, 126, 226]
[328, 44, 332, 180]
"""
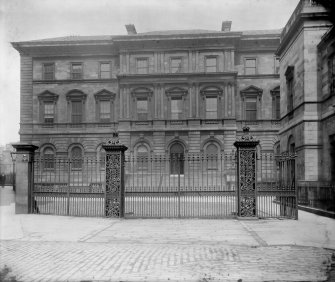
[125, 24, 137, 35]
[221, 21, 232, 32]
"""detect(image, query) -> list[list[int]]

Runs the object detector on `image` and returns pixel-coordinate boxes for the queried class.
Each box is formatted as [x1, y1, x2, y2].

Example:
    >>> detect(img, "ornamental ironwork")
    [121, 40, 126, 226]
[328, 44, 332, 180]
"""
[234, 127, 259, 217]
[102, 133, 128, 218]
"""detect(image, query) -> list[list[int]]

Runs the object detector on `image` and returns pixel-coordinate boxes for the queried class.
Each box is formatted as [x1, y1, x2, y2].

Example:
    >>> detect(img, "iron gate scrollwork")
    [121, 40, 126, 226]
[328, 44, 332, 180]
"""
[234, 127, 259, 217]
[102, 133, 128, 218]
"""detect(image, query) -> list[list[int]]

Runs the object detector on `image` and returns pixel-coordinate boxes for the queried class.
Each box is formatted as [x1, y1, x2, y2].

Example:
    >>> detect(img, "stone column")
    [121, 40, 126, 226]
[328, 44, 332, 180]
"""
[11, 143, 39, 214]
[126, 53, 130, 73]
[102, 133, 128, 218]
[189, 83, 192, 118]
[234, 127, 259, 217]
[188, 51, 192, 72]
[231, 50, 235, 71]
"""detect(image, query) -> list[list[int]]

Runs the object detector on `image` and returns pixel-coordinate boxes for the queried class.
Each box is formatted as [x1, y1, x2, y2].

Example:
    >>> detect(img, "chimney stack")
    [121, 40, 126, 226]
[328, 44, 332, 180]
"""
[125, 24, 137, 35]
[221, 21, 232, 32]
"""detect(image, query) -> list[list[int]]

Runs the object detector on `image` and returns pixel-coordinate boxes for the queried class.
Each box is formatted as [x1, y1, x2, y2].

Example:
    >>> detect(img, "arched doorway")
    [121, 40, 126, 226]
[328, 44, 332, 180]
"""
[170, 143, 184, 175]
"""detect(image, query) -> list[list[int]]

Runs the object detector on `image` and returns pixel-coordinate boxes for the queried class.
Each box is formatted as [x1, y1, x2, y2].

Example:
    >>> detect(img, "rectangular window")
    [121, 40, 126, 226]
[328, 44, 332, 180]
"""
[275, 95, 280, 119]
[245, 58, 256, 75]
[71, 63, 83, 79]
[43, 63, 55, 80]
[205, 57, 217, 72]
[170, 58, 182, 73]
[136, 58, 149, 74]
[44, 102, 54, 123]
[287, 78, 293, 112]
[137, 98, 148, 120]
[245, 97, 257, 120]
[99, 101, 110, 122]
[100, 63, 110, 79]
[275, 58, 280, 74]
[71, 101, 82, 123]
[206, 97, 217, 119]
[171, 97, 183, 119]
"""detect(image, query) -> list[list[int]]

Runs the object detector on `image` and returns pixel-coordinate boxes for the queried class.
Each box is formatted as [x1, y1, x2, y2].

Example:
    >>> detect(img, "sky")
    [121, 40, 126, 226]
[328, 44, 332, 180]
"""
[0, 0, 300, 146]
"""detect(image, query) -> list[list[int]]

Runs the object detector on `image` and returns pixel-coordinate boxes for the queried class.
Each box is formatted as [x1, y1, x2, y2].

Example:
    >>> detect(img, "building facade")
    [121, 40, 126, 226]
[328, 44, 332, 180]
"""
[12, 23, 281, 162]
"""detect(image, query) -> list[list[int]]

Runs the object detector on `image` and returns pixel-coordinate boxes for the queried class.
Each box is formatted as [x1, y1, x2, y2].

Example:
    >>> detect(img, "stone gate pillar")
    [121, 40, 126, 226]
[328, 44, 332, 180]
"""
[102, 133, 128, 218]
[234, 127, 259, 217]
[11, 143, 39, 214]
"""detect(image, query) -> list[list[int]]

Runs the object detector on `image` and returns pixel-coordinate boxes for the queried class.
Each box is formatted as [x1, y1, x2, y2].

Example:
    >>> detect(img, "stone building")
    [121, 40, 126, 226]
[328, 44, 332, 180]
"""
[12, 22, 281, 163]
[276, 0, 334, 184]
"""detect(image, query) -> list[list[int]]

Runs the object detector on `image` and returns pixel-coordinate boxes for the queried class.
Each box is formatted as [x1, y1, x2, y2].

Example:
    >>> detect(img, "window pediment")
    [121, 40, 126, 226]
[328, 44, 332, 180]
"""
[94, 89, 116, 101]
[200, 86, 223, 96]
[270, 86, 280, 96]
[165, 87, 188, 97]
[66, 90, 87, 101]
[131, 87, 153, 98]
[38, 90, 59, 102]
[240, 85, 263, 98]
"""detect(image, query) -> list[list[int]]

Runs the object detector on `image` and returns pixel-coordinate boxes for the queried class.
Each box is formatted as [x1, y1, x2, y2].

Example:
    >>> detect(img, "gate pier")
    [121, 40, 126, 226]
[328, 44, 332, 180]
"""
[234, 127, 259, 217]
[11, 143, 39, 214]
[102, 133, 128, 218]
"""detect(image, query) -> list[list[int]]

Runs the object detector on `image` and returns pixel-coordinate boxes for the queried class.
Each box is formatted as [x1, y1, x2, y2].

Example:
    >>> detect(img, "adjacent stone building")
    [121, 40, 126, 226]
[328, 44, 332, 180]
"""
[12, 23, 281, 163]
[276, 0, 334, 184]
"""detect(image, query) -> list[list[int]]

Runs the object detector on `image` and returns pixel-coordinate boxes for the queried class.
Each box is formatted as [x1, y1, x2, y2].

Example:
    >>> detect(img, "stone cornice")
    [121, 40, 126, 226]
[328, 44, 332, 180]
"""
[276, 1, 330, 56]
[33, 79, 118, 84]
[118, 71, 237, 80]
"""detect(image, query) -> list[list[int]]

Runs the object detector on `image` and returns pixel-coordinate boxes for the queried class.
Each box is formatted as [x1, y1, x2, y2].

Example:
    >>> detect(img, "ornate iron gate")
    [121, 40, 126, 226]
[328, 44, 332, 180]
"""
[124, 153, 236, 218]
[32, 158, 105, 217]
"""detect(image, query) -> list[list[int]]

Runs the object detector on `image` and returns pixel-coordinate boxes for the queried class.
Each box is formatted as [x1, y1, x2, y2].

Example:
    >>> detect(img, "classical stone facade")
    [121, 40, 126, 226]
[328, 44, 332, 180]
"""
[276, 0, 334, 183]
[12, 23, 281, 161]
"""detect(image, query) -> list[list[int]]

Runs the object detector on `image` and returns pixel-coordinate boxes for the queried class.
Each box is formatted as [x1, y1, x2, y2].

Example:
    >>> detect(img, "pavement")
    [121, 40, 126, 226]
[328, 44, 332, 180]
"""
[1, 186, 335, 282]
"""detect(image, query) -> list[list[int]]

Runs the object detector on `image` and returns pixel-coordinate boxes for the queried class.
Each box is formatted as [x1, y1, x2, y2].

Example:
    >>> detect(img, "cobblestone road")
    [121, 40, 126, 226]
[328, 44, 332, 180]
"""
[0, 240, 333, 282]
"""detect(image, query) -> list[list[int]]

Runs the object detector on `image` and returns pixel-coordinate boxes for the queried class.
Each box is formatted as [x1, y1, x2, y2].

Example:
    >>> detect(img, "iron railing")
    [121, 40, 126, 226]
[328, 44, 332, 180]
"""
[31, 152, 297, 219]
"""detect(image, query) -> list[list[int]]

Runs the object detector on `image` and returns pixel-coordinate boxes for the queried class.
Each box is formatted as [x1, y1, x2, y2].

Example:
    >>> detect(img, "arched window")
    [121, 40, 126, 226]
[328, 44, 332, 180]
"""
[136, 145, 149, 171]
[205, 143, 219, 170]
[43, 147, 55, 170]
[71, 146, 83, 169]
[170, 143, 184, 175]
